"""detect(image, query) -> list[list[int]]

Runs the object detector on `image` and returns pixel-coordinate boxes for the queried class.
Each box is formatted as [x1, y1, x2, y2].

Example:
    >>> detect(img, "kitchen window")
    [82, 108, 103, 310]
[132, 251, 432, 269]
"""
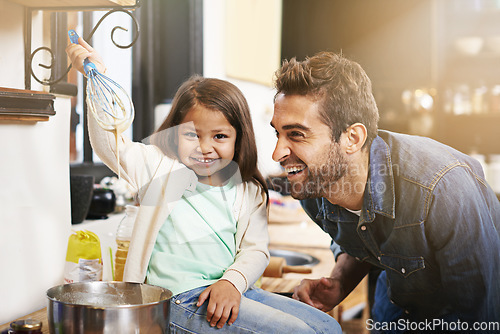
[56, 0, 204, 181]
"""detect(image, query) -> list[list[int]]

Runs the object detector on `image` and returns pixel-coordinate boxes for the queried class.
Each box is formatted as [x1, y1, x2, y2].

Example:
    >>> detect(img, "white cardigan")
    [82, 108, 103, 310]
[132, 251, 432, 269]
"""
[88, 114, 270, 293]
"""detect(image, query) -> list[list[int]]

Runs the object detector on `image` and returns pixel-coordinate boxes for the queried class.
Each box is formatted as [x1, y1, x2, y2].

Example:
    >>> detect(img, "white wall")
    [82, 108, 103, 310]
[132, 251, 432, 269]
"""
[0, 98, 71, 324]
[0, 0, 72, 323]
[0, 1, 26, 88]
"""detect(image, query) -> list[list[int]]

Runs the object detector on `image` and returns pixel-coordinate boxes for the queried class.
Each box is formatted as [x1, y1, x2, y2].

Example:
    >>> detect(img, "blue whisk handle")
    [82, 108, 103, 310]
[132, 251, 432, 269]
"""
[68, 29, 98, 76]
[68, 29, 79, 44]
[83, 59, 97, 76]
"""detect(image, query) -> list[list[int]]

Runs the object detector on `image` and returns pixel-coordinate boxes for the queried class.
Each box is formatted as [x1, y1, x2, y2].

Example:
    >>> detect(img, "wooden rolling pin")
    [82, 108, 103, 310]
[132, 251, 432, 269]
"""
[263, 256, 313, 277]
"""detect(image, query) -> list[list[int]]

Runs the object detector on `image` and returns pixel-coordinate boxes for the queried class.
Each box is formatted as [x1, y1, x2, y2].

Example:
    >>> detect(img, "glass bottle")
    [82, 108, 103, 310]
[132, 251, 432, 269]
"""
[114, 205, 138, 281]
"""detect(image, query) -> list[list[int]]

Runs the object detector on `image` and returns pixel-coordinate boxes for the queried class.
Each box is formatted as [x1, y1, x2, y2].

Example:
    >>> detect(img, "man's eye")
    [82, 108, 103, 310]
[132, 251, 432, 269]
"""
[290, 131, 304, 138]
[275, 130, 279, 138]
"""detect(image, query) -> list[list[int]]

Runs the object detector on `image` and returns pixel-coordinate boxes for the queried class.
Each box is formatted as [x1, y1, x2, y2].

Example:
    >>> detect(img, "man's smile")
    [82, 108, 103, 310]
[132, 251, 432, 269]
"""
[282, 163, 307, 179]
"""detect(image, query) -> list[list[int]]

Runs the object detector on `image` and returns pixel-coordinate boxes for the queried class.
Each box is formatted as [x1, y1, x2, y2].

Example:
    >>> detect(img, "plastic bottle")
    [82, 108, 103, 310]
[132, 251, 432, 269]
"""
[114, 205, 138, 281]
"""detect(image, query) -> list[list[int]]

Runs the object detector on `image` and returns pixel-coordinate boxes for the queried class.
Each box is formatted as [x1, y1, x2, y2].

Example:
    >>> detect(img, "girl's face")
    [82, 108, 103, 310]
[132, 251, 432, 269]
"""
[177, 105, 237, 186]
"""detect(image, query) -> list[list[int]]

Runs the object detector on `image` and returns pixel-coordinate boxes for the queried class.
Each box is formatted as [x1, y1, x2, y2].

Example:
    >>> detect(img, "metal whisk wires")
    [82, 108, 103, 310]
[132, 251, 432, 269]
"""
[68, 30, 134, 132]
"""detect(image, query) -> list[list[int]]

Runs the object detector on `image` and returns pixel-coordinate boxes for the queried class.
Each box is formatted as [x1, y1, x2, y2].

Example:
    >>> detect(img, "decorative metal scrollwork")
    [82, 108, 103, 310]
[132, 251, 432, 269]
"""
[30, 8, 140, 86]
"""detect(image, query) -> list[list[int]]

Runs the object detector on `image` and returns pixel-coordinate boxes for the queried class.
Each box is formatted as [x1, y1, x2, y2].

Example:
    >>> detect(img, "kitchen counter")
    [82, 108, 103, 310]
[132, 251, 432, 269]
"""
[1, 204, 368, 333]
[263, 217, 368, 297]
[262, 218, 334, 291]
[264, 202, 370, 333]
[0, 214, 125, 334]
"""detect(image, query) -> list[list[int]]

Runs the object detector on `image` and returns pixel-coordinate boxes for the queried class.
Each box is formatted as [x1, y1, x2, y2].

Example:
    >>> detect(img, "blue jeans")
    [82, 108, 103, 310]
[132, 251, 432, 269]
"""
[169, 286, 342, 333]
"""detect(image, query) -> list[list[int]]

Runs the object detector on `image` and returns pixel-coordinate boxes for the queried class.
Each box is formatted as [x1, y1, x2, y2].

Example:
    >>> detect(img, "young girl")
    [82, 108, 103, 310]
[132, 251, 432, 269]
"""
[66, 38, 341, 334]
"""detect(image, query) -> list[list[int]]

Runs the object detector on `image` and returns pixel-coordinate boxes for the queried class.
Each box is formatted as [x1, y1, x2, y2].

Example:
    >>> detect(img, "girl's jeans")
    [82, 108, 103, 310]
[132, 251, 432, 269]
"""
[168, 285, 342, 333]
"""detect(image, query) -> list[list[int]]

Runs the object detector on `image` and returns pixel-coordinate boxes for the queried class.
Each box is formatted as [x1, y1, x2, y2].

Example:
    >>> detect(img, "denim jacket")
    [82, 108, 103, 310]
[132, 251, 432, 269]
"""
[301, 130, 500, 323]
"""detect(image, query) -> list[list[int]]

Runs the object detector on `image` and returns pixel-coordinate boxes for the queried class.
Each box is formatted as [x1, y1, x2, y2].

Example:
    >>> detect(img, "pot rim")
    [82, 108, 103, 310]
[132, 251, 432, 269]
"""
[46, 281, 172, 309]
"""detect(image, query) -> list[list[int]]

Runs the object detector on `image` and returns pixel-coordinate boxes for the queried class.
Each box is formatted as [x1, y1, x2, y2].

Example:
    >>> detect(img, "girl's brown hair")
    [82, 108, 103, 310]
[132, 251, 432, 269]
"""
[154, 75, 268, 195]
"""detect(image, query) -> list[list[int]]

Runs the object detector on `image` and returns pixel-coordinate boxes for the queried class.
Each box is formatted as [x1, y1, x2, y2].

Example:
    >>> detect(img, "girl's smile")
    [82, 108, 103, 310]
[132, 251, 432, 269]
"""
[178, 105, 237, 186]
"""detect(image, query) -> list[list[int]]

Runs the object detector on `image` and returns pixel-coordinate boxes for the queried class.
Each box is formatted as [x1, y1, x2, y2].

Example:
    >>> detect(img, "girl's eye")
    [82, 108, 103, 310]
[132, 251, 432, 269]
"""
[183, 132, 198, 138]
[214, 134, 228, 140]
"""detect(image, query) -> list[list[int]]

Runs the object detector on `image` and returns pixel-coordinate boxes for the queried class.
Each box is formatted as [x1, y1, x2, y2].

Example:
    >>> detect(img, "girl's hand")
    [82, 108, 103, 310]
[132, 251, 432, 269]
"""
[197, 280, 241, 328]
[65, 37, 106, 75]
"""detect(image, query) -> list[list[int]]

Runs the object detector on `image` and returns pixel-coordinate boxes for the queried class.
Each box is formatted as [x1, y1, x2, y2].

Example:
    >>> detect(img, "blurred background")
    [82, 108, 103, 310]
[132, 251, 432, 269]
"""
[1, 0, 500, 327]
[63, 0, 500, 189]
[3, 0, 499, 184]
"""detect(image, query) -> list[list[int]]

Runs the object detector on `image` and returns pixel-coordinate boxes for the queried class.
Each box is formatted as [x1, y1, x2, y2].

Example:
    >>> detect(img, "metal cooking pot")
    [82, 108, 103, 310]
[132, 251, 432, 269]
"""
[46, 282, 172, 334]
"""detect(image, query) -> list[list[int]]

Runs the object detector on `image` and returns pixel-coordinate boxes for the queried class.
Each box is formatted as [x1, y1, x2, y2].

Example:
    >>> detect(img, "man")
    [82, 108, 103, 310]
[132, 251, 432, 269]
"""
[270, 51, 500, 332]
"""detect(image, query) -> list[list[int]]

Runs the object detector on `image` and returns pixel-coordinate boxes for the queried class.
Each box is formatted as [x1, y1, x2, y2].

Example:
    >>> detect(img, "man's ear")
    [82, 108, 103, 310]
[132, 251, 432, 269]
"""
[345, 123, 367, 154]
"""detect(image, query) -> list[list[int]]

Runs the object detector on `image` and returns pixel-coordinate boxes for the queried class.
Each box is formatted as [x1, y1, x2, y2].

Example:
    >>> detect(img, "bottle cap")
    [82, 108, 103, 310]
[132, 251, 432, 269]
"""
[10, 319, 42, 331]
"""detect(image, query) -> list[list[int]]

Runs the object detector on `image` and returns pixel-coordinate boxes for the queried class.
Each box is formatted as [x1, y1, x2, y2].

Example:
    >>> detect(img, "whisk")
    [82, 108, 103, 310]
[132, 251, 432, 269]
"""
[69, 30, 134, 179]
[68, 29, 134, 133]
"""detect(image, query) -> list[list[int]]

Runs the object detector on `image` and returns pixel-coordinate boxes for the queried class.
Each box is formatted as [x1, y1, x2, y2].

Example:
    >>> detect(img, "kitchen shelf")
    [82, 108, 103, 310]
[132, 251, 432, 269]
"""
[7, 0, 138, 10]
[17, 0, 140, 91]
[0, 87, 55, 122]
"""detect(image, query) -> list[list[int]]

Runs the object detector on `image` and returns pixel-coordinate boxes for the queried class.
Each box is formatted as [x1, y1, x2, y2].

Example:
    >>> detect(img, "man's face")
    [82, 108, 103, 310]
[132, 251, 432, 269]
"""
[271, 94, 348, 200]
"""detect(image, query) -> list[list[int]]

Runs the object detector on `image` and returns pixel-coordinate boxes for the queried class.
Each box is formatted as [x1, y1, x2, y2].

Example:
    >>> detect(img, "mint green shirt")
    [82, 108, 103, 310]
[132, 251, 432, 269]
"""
[146, 180, 237, 295]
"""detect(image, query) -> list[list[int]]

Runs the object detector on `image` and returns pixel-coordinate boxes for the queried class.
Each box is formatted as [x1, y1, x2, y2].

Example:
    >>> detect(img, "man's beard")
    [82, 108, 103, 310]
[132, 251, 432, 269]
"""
[289, 143, 348, 200]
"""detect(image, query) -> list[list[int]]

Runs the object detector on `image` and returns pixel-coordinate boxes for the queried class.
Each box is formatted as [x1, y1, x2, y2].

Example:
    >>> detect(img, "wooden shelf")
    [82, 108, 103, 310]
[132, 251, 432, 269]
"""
[0, 87, 55, 122]
[7, 0, 138, 10]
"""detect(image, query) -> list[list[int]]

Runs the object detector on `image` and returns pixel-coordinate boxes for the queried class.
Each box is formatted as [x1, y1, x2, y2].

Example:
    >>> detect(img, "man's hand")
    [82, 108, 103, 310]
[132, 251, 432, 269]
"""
[292, 277, 344, 312]
[65, 37, 106, 75]
[197, 280, 241, 329]
[293, 253, 372, 312]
